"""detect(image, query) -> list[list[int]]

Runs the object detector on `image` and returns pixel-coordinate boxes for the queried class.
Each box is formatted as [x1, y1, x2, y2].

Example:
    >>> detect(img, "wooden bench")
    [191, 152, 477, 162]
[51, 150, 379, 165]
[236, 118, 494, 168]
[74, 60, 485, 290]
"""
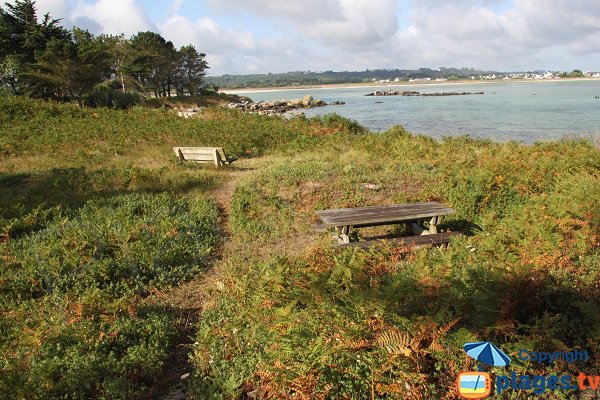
[316, 202, 457, 248]
[173, 147, 237, 167]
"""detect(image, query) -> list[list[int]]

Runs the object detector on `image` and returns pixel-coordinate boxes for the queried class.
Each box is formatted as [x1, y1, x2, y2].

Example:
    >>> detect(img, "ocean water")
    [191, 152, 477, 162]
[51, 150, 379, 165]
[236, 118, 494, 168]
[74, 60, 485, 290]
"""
[232, 80, 600, 143]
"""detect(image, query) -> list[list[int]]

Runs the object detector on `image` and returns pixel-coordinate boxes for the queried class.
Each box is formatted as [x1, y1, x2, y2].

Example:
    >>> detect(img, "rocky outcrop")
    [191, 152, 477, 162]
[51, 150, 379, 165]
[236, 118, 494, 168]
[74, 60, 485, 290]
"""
[421, 91, 484, 96]
[366, 90, 484, 97]
[224, 95, 343, 115]
[176, 107, 204, 118]
[366, 90, 420, 96]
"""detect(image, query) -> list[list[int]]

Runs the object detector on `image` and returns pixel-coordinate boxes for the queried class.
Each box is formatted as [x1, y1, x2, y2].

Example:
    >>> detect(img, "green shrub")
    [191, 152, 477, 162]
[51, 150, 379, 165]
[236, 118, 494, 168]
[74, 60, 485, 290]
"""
[1, 294, 175, 400]
[0, 192, 220, 399]
[85, 85, 141, 109]
[320, 113, 367, 134]
[1, 193, 219, 302]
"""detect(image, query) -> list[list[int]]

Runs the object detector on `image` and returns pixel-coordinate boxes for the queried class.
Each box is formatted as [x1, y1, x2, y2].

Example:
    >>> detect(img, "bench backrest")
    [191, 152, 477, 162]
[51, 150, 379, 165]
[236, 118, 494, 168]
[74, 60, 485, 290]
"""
[173, 147, 225, 166]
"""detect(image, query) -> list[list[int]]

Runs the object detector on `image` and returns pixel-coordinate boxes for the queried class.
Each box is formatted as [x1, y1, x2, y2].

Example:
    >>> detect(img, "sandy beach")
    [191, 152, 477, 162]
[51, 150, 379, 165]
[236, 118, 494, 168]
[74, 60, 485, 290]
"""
[222, 77, 600, 94]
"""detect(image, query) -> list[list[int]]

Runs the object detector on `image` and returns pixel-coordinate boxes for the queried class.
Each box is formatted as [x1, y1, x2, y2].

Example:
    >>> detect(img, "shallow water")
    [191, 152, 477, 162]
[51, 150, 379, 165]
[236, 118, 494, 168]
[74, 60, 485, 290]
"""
[235, 80, 600, 143]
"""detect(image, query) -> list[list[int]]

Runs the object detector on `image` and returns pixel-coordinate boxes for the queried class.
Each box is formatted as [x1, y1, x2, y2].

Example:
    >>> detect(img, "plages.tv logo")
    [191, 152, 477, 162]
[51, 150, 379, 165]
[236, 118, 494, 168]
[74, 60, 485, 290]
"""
[457, 342, 511, 399]
[456, 372, 492, 399]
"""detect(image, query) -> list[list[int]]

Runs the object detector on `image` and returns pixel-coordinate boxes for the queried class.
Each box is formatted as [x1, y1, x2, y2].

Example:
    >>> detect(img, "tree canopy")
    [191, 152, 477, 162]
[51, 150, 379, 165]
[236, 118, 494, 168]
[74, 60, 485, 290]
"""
[0, 0, 209, 105]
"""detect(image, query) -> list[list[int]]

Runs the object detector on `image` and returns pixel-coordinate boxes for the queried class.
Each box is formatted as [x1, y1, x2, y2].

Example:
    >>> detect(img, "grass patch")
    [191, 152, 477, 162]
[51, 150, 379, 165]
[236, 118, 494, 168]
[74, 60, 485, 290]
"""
[0, 96, 359, 167]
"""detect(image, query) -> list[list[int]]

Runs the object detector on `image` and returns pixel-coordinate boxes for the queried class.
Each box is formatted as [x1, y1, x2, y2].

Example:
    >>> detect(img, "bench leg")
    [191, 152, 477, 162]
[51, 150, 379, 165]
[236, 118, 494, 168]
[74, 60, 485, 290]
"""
[213, 149, 223, 167]
[336, 225, 353, 244]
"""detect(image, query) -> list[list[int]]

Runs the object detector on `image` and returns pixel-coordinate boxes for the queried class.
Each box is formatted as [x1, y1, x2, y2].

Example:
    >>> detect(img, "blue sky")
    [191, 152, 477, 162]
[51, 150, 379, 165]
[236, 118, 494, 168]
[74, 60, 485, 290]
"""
[13, 0, 600, 75]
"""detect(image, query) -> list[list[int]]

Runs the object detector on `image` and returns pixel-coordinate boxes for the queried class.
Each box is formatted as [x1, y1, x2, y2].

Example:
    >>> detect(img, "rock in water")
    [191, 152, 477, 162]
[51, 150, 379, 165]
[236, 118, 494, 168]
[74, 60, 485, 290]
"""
[302, 95, 314, 107]
[223, 96, 328, 115]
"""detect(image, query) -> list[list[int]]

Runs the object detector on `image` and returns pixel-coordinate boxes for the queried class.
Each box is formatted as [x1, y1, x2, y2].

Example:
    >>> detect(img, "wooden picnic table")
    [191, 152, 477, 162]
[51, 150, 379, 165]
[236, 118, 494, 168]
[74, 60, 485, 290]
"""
[316, 202, 455, 245]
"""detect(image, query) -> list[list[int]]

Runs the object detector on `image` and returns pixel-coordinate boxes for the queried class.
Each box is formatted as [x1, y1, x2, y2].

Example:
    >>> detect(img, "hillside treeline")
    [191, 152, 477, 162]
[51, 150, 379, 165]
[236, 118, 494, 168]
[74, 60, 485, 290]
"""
[0, 0, 209, 107]
[205, 67, 487, 89]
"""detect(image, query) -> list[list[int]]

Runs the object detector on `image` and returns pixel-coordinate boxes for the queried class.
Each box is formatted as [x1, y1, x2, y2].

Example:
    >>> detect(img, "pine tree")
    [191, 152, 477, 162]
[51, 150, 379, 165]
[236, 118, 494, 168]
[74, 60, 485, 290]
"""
[176, 45, 208, 96]
[0, 0, 69, 94]
[30, 28, 111, 105]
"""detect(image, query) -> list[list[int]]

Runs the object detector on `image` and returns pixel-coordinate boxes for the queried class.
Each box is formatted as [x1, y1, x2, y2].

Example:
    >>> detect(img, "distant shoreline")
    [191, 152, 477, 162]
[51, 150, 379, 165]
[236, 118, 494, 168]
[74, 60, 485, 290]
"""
[222, 77, 600, 95]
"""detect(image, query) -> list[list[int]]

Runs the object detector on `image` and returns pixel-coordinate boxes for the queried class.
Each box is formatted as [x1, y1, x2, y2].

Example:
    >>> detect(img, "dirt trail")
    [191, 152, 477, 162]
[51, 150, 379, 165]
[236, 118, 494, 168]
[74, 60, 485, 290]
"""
[153, 158, 323, 399]
[153, 164, 255, 400]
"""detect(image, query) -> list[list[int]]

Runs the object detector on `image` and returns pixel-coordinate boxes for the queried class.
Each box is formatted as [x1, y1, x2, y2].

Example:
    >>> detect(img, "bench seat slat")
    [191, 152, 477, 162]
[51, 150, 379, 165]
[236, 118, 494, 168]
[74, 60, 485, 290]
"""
[181, 153, 216, 161]
[336, 232, 460, 249]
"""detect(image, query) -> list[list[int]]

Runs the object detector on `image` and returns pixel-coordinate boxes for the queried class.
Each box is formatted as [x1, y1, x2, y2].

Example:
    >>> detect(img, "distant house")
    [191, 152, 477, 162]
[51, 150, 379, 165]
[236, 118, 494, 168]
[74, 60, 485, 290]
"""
[409, 77, 431, 82]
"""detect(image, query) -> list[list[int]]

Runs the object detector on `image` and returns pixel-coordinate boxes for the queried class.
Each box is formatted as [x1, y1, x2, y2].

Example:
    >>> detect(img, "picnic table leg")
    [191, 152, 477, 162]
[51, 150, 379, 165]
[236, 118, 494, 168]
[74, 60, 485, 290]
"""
[428, 216, 438, 234]
[428, 216, 443, 234]
[336, 225, 353, 244]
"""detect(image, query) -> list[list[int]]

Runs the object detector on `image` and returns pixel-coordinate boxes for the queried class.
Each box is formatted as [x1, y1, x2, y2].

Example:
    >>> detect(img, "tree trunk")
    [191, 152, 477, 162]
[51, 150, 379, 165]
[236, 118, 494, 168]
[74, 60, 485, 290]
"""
[8, 78, 18, 95]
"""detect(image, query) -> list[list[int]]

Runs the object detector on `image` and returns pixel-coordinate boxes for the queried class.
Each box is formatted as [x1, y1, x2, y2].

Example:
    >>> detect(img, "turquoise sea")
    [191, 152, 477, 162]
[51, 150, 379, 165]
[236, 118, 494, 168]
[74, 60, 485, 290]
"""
[232, 80, 600, 143]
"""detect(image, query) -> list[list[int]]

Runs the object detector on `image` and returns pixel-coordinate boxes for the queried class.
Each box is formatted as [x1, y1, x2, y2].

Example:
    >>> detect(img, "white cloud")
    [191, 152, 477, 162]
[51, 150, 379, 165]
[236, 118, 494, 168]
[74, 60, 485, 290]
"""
[3, 0, 70, 20]
[32, 0, 71, 20]
[207, 0, 400, 49]
[158, 14, 264, 73]
[70, 0, 155, 36]
[380, 0, 600, 71]
[197, 0, 600, 72]
[5, 0, 154, 36]
[5, 0, 600, 73]
[207, 0, 345, 23]
[158, 12, 336, 74]
[168, 0, 184, 14]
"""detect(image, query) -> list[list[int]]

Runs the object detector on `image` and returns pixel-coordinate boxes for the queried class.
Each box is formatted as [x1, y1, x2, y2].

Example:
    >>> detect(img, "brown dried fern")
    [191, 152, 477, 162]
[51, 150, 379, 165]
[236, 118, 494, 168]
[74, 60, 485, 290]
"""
[375, 328, 413, 356]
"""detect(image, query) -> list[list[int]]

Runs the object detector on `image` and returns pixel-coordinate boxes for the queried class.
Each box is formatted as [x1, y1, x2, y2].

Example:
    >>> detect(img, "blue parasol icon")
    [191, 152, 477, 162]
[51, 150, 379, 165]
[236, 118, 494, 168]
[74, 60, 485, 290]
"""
[464, 342, 511, 369]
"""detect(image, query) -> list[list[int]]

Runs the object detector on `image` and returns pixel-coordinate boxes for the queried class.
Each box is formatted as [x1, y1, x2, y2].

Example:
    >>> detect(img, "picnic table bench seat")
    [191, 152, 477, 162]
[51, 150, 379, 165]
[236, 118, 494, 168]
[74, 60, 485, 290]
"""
[337, 231, 461, 249]
[173, 147, 237, 167]
[316, 202, 459, 249]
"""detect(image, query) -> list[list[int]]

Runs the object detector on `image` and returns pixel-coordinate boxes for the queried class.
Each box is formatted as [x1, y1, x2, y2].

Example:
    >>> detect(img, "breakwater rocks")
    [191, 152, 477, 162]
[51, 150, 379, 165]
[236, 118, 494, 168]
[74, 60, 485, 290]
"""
[366, 90, 484, 97]
[225, 95, 344, 115]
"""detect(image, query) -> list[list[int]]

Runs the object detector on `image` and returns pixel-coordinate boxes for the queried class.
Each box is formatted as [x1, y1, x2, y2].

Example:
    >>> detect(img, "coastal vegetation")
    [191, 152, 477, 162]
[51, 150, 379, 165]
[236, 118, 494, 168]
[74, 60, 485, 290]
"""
[1, 95, 599, 399]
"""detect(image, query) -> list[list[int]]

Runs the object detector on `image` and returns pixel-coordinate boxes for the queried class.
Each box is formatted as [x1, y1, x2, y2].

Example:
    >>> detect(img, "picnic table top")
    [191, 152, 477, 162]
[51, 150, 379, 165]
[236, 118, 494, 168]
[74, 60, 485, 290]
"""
[316, 202, 454, 228]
